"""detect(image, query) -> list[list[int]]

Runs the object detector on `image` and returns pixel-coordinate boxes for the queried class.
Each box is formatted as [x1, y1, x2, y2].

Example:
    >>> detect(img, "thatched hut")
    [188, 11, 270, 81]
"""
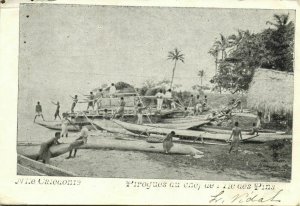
[247, 68, 293, 115]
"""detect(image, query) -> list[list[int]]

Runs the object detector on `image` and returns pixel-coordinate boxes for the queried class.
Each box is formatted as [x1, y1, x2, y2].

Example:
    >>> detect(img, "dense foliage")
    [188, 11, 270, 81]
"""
[209, 14, 295, 93]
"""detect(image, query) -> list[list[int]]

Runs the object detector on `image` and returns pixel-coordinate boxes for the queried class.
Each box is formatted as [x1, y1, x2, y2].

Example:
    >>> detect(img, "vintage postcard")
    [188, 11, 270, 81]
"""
[0, 0, 299, 205]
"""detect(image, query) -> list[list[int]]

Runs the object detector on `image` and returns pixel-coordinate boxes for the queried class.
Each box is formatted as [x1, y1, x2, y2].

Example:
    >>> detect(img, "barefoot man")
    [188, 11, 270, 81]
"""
[36, 132, 61, 164]
[163, 131, 175, 154]
[228, 122, 243, 153]
[51, 101, 61, 120]
[70, 95, 78, 113]
[66, 126, 89, 159]
[34, 101, 45, 122]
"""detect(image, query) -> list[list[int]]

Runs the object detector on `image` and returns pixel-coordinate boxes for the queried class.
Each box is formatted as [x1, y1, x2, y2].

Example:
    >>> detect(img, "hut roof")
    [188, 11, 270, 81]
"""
[247, 68, 293, 114]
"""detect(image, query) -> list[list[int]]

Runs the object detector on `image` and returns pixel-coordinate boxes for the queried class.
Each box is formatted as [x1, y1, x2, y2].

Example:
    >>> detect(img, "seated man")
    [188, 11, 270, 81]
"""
[247, 123, 259, 135]
[66, 126, 89, 159]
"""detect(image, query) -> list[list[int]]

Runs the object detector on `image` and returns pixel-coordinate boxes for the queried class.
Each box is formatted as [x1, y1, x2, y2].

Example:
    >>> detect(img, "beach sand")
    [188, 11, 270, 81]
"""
[18, 114, 291, 181]
[46, 133, 291, 181]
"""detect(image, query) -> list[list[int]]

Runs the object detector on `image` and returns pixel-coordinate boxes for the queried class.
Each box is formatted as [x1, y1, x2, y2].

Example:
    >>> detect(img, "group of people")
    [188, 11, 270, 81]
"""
[36, 125, 89, 164]
[188, 94, 208, 116]
[33, 83, 119, 122]
[155, 89, 175, 110]
[84, 83, 117, 111]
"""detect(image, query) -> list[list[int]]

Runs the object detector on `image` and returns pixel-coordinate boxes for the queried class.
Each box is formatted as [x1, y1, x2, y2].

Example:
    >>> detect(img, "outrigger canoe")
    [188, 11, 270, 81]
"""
[145, 120, 211, 130]
[109, 120, 292, 143]
[199, 126, 283, 134]
[35, 121, 93, 132]
[18, 136, 203, 158]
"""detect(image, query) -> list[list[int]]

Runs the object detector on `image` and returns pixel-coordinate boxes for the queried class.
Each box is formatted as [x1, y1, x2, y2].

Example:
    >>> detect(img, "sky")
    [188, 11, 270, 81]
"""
[18, 4, 295, 116]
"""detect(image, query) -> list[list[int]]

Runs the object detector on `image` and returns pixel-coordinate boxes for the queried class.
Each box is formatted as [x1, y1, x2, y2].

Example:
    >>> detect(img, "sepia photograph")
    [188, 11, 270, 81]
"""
[16, 3, 295, 182]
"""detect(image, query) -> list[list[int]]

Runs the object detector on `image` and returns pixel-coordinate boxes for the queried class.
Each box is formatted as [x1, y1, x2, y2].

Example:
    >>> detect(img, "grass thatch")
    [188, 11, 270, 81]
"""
[247, 68, 293, 114]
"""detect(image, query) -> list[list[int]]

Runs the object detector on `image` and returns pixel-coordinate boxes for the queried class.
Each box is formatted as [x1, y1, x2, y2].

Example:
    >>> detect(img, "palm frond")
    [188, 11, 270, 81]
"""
[282, 13, 289, 25]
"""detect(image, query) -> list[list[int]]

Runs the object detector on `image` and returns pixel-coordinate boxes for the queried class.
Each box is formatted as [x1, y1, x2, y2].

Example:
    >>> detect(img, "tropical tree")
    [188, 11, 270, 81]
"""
[266, 13, 292, 29]
[214, 34, 228, 60]
[209, 13, 295, 94]
[167, 48, 184, 89]
[227, 30, 245, 48]
[265, 13, 295, 72]
[198, 70, 204, 88]
[208, 46, 219, 75]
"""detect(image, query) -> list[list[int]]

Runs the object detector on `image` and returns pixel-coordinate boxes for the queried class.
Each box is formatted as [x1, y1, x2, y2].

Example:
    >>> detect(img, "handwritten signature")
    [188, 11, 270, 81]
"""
[209, 189, 283, 204]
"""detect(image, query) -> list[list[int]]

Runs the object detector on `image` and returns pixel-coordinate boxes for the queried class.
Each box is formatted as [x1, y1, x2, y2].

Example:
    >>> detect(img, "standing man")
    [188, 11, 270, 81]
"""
[155, 89, 164, 111]
[164, 89, 172, 109]
[86, 92, 95, 110]
[136, 102, 146, 125]
[61, 113, 75, 138]
[34, 101, 45, 122]
[204, 95, 208, 107]
[188, 95, 196, 115]
[112, 97, 126, 119]
[51, 101, 61, 120]
[195, 95, 202, 115]
[70, 95, 78, 113]
[109, 83, 117, 97]
[95, 89, 103, 110]
[228, 122, 243, 153]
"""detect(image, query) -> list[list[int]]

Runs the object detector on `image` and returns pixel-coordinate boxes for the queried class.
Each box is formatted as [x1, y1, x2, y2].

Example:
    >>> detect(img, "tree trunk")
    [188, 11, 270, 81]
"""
[170, 60, 177, 89]
[200, 77, 203, 87]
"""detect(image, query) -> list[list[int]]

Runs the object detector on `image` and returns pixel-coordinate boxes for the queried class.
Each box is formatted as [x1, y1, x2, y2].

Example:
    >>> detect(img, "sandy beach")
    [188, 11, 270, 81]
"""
[45, 132, 291, 181]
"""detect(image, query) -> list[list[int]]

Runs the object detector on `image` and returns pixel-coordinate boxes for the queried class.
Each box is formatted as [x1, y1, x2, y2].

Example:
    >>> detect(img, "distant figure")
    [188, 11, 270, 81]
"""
[183, 107, 189, 117]
[163, 131, 175, 154]
[195, 95, 202, 115]
[109, 83, 117, 97]
[155, 90, 164, 110]
[70, 95, 78, 113]
[86, 92, 95, 110]
[34, 101, 45, 122]
[256, 111, 262, 129]
[204, 95, 208, 107]
[113, 97, 126, 119]
[36, 132, 61, 164]
[96, 89, 103, 110]
[228, 122, 243, 153]
[136, 102, 146, 125]
[51, 101, 61, 120]
[164, 89, 172, 109]
[61, 113, 72, 138]
[236, 99, 243, 112]
[66, 126, 88, 159]
[247, 123, 259, 135]
[103, 108, 110, 120]
[171, 100, 176, 109]
[188, 95, 195, 114]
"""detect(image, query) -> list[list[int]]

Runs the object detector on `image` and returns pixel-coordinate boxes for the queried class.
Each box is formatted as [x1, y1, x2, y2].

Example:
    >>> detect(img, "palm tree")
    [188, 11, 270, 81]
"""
[208, 46, 219, 75]
[228, 30, 244, 48]
[167, 48, 184, 89]
[266, 13, 292, 29]
[198, 70, 204, 88]
[214, 34, 228, 60]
